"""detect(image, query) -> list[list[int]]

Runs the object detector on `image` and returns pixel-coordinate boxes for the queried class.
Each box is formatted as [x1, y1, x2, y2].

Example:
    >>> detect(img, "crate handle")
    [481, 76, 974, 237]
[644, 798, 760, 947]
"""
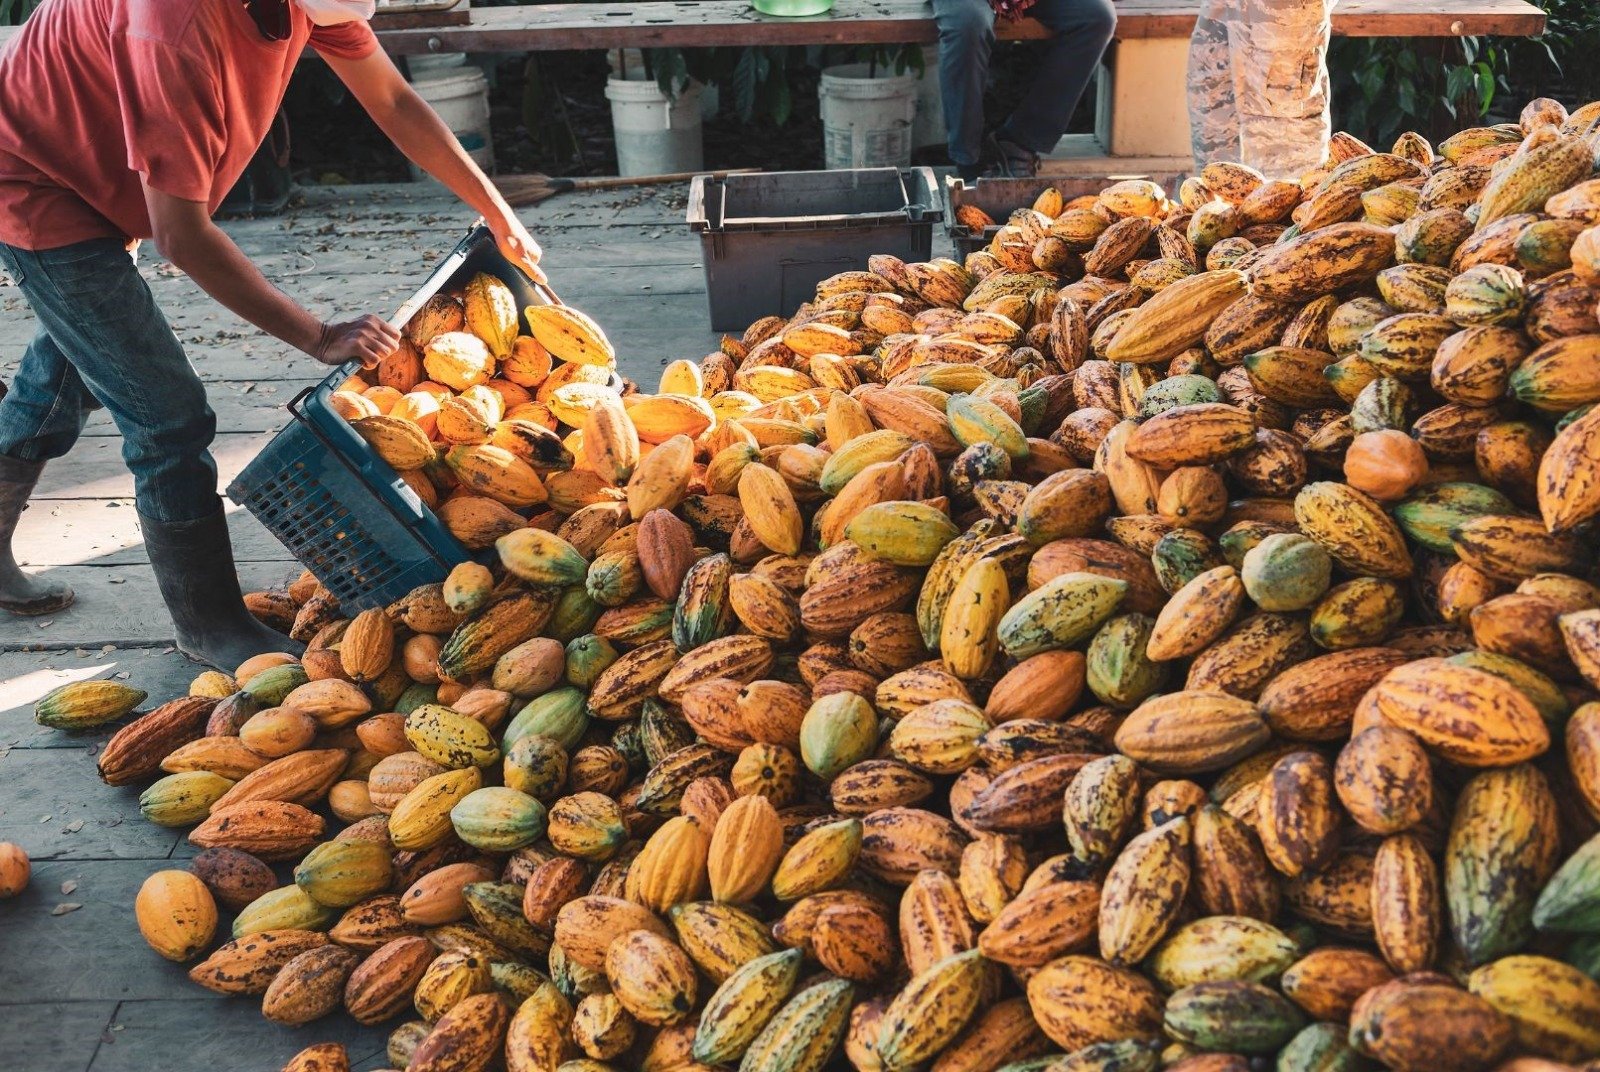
[286, 380, 323, 421]
[902, 167, 939, 224]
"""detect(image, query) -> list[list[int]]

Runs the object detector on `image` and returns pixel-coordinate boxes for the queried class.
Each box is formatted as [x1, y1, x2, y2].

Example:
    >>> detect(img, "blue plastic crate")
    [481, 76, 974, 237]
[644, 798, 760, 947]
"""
[228, 224, 556, 611]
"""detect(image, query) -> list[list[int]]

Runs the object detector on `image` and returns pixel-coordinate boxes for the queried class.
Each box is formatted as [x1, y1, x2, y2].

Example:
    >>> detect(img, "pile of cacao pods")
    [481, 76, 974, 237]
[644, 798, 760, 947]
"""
[32, 95, 1600, 1072]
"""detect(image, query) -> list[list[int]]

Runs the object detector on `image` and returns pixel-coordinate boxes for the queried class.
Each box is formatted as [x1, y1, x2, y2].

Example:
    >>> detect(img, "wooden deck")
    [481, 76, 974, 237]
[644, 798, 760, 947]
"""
[0, 182, 718, 1071]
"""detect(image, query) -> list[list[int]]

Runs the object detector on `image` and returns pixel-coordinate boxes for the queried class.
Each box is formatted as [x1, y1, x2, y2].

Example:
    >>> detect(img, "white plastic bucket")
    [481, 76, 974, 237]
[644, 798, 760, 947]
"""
[409, 68, 493, 181]
[819, 64, 917, 170]
[609, 51, 717, 122]
[407, 52, 469, 79]
[608, 48, 646, 80]
[912, 44, 946, 151]
[605, 76, 705, 178]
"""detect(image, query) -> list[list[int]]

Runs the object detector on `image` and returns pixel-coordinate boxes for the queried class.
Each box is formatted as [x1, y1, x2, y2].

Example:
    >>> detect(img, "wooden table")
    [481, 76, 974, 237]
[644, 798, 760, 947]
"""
[359, 0, 1551, 174]
[369, 0, 1546, 52]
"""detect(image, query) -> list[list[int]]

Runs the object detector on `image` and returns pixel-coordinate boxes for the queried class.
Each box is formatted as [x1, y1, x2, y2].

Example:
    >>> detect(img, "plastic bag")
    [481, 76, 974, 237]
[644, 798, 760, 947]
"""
[1187, 0, 1332, 176]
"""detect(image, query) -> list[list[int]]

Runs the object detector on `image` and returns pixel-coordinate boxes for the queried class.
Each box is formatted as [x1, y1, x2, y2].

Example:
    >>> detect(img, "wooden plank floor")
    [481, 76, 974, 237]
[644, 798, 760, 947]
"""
[0, 182, 722, 1071]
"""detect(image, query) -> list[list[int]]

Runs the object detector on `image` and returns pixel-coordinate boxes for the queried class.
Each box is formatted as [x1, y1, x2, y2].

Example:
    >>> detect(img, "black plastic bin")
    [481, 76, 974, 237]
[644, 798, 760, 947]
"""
[688, 168, 943, 332]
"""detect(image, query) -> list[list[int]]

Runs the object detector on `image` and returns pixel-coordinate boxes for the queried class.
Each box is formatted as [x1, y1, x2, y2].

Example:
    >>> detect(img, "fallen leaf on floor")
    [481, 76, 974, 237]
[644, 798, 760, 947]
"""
[64, 819, 84, 833]
[61, 879, 78, 895]
[52, 903, 82, 915]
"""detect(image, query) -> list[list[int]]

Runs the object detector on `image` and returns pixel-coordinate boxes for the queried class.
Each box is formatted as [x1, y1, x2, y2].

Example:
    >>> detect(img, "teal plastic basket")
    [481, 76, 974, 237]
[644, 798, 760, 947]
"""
[228, 225, 547, 610]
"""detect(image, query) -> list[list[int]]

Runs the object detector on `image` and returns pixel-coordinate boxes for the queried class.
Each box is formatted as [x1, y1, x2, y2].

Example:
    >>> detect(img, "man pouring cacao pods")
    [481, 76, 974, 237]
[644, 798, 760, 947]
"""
[0, 0, 542, 669]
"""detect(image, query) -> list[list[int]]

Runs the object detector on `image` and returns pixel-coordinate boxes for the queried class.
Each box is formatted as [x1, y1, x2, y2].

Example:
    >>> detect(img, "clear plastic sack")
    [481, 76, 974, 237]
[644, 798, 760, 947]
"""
[1187, 0, 1333, 177]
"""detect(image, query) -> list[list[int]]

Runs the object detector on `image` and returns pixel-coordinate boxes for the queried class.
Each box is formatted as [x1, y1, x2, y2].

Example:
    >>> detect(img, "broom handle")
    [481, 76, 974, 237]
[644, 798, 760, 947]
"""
[571, 168, 761, 191]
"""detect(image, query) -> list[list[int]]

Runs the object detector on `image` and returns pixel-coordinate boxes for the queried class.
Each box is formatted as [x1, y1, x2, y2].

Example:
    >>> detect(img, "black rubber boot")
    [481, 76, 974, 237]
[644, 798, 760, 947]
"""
[141, 501, 300, 672]
[0, 454, 74, 616]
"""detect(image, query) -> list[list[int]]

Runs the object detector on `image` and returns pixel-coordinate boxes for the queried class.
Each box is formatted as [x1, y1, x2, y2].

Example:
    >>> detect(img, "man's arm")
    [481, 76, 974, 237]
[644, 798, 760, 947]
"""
[323, 48, 545, 283]
[142, 183, 400, 367]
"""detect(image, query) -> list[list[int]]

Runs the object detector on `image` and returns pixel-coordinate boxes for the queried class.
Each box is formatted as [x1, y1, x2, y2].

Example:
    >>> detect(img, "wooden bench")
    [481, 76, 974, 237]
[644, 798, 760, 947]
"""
[0, 1, 1548, 172]
[373, 0, 1546, 173]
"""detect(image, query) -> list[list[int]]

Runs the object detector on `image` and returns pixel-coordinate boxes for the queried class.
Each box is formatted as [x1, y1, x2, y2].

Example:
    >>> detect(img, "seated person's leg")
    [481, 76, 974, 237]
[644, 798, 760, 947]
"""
[934, 0, 999, 180]
[993, 0, 1117, 174]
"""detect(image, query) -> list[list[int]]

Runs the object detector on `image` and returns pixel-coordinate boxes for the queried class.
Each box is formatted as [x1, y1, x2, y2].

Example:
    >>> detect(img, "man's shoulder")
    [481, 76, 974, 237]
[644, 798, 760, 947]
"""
[119, 0, 213, 48]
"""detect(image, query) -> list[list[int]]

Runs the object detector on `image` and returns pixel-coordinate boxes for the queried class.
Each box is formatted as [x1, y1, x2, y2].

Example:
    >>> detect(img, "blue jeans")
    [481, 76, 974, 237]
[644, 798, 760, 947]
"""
[0, 238, 219, 523]
[934, 0, 1118, 168]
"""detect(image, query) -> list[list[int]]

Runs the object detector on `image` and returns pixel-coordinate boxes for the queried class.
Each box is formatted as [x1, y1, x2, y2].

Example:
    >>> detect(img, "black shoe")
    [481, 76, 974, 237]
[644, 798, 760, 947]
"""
[956, 163, 983, 184]
[985, 133, 1041, 179]
[0, 455, 74, 616]
[141, 500, 301, 673]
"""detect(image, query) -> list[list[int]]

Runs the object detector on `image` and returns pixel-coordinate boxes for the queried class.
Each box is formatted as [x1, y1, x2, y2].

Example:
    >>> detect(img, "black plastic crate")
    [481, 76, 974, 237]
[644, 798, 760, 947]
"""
[227, 224, 551, 611]
[945, 173, 1186, 260]
[688, 167, 943, 333]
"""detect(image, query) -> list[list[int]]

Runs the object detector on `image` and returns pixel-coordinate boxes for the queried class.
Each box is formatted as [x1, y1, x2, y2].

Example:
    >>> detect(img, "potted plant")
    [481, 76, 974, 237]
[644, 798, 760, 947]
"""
[724, 46, 804, 126]
[604, 48, 715, 177]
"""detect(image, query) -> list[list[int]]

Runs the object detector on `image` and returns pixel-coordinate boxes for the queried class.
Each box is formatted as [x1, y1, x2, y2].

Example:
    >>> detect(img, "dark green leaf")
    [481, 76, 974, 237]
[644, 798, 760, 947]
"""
[772, 75, 793, 126]
[731, 48, 760, 123]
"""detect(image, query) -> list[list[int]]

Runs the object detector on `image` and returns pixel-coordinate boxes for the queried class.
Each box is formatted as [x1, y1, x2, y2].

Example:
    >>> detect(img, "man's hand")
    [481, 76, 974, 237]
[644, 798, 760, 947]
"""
[316, 315, 402, 369]
[489, 211, 547, 285]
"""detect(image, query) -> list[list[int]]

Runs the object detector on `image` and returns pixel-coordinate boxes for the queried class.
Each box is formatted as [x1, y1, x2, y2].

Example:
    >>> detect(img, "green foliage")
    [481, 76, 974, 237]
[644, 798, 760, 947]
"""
[1329, 36, 1508, 147]
[1506, 0, 1600, 102]
[611, 46, 795, 125]
[520, 55, 581, 166]
[728, 47, 799, 126]
[1330, 1, 1600, 147]
[643, 47, 694, 98]
[836, 44, 925, 78]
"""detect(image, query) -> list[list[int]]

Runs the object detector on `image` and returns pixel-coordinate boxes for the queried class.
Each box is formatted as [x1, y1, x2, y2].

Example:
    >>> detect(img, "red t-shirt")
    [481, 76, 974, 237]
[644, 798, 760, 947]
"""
[0, 0, 377, 249]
